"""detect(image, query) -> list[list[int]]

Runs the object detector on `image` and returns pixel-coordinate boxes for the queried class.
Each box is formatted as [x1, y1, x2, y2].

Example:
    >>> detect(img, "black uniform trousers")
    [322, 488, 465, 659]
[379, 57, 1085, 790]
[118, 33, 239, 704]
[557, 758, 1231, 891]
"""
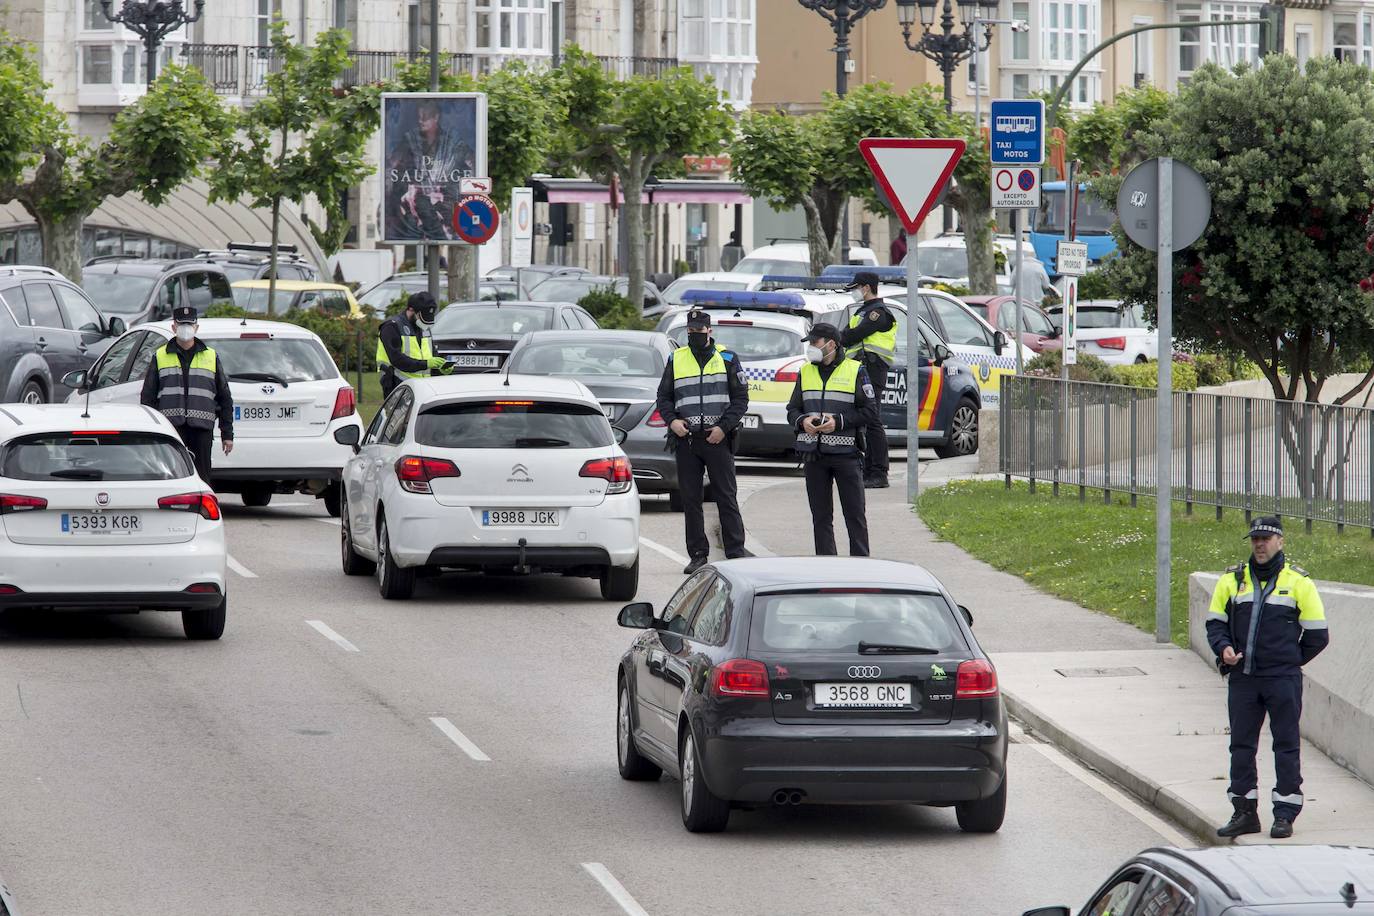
[674, 435, 746, 560]
[862, 357, 890, 477]
[1227, 672, 1304, 820]
[803, 452, 869, 556]
[176, 425, 216, 485]
[380, 368, 400, 399]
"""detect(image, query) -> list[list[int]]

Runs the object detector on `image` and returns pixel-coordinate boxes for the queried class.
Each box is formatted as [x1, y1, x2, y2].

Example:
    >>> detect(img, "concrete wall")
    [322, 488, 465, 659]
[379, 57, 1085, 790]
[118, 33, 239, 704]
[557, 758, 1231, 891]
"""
[1190, 572, 1374, 788]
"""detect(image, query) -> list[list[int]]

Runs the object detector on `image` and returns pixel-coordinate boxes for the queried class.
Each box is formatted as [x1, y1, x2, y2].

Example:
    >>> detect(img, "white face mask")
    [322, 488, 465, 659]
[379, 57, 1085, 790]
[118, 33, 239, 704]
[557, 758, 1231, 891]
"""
[806, 344, 826, 364]
[175, 324, 197, 343]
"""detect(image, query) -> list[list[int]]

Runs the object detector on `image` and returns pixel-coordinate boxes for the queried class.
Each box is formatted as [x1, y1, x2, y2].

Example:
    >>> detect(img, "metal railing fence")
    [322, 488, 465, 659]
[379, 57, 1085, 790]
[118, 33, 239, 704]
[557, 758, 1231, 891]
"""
[999, 376, 1374, 534]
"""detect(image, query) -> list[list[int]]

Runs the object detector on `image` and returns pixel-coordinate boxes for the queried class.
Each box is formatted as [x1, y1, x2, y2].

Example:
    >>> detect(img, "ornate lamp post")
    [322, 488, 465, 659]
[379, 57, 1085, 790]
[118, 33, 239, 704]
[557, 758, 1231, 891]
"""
[99, 0, 206, 87]
[796, 0, 889, 99]
[895, 0, 999, 112]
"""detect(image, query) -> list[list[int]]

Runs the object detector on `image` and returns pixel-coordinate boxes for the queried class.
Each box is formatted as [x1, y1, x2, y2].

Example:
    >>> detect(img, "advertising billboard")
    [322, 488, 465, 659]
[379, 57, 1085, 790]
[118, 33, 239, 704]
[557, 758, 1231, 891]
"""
[380, 92, 488, 244]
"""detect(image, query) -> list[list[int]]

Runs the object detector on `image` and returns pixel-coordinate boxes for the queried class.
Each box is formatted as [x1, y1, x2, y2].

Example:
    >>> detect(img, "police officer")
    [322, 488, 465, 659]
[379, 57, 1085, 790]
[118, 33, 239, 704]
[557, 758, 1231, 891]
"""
[787, 322, 879, 556]
[1207, 516, 1329, 839]
[377, 291, 452, 397]
[140, 306, 234, 482]
[655, 309, 751, 574]
[839, 271, 896, 489]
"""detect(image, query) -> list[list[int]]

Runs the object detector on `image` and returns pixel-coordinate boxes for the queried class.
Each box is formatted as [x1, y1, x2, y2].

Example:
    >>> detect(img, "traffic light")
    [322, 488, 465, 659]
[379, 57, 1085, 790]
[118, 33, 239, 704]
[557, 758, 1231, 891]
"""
[1259, 3, 1285, 56]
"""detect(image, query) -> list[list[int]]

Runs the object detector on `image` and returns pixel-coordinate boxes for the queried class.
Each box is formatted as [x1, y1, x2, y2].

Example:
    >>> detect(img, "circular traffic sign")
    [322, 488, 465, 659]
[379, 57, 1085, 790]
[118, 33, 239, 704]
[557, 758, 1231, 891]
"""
[995, 169, 1013, 192]
[453, 194, 501, 245]
[1017, 169, 1036, 191]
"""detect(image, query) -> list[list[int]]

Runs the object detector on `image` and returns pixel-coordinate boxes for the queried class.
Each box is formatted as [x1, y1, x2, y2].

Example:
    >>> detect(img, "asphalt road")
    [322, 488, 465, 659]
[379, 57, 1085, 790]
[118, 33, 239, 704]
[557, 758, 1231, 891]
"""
[0, 458, 1179, 916]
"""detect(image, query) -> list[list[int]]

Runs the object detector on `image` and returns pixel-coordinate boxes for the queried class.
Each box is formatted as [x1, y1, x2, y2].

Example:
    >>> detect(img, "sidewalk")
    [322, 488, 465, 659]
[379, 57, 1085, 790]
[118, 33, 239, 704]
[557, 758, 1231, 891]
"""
[733, 458, 1374, 846]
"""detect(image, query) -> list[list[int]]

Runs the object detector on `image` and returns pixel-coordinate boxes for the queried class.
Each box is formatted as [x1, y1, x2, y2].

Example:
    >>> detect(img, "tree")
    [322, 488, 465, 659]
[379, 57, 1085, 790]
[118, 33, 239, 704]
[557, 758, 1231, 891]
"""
[212, 20, 378, 313]
[0, 34, 232, 282]
[555, 47, 733, 308]
[938, 111, 996, 294]
[1066, 85, 1172, 177]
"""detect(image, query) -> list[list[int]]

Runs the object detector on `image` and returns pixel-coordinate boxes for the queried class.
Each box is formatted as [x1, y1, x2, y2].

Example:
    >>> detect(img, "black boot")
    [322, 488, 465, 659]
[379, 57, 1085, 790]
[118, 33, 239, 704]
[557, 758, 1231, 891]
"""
[1217, 798, 1261, 838]
[1270, 818, 1294, 839]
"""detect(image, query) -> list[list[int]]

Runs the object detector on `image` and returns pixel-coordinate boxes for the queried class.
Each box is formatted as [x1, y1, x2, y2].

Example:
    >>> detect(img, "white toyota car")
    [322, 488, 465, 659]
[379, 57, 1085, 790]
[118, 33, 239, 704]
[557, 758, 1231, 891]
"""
[68, 318, 364, 514]
[337, 374, 641, 601]
[0, 403, 227, 639]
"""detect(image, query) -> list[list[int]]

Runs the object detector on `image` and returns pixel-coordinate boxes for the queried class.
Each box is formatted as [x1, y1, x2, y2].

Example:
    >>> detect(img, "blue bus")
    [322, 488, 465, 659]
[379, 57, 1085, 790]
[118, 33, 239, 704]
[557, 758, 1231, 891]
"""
[1031, 181, 1118, 276]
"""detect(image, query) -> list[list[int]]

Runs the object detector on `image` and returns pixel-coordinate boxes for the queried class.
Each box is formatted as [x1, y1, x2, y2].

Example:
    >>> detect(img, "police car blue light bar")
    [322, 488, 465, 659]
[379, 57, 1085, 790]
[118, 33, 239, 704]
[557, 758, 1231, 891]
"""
[679, 289, 808, 308]
[819, 265, 910, 283]
[758, 274, 852, 291]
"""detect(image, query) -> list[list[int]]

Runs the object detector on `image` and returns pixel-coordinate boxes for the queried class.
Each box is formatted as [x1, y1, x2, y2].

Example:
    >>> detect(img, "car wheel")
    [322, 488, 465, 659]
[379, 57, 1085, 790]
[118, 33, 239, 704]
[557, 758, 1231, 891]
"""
[667, 490, 684, 513]
[375, 514, 415, 600]
[19, 379, 45, 405]
[322, 483, 342, 518]
[955, 773, 1006, 833]
[934, 397, 979, 459]
[680, 727, 730, 833]
[600, 556, 639, 601]
[182, 593, 227, 640]
[241, 485, 273, 508]
[617, 681, 662, 781]
[340, 494, 375, 577]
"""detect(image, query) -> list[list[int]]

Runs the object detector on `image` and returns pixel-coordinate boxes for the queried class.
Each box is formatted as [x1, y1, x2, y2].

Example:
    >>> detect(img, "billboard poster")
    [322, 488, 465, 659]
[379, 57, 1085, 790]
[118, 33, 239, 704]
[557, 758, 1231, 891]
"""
[380, 92, 488, 244]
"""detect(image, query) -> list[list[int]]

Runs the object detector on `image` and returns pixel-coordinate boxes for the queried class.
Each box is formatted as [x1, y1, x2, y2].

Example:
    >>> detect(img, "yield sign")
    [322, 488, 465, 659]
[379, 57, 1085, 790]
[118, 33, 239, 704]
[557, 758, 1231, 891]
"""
[858, 138, 966, 234]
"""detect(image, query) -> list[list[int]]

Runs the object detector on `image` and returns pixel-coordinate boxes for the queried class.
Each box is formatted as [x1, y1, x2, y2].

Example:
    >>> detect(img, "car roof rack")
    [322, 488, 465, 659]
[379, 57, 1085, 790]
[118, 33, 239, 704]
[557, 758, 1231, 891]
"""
[819, 265, 920, 285]
[758, 274, 856, 292]
[679, 289, 814, 316]
[83, 254, 144, 266]
[0, 265, 61, 278]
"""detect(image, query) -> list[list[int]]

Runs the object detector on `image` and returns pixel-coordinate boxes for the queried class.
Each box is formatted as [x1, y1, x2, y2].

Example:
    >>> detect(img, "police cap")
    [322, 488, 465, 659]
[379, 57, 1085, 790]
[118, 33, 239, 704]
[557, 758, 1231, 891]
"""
[1247, 516, 1283, 539]
[843, 270, 881, 292]
[806, 322, 842, 345]
[685, 309, 711, 329]
[407, 291, 438, 323]
[171, 306, 198, 324]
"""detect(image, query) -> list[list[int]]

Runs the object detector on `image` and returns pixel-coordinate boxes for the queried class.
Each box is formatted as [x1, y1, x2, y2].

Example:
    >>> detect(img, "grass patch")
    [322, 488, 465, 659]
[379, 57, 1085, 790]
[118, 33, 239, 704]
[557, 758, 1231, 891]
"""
[355, 371, 383, 424]
[915, 479, 1374, 645]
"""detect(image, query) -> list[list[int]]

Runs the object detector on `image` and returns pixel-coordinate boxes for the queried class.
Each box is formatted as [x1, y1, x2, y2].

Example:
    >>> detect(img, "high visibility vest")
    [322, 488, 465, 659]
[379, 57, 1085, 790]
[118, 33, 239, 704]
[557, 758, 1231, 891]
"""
[154, 345, 219, 431]
[671, 345, 730, 430]
[847, 306, 897, 365]
[795, 358, 862, 455]
[376, 314, 434, 378]
[1207, 561, 1327, 676]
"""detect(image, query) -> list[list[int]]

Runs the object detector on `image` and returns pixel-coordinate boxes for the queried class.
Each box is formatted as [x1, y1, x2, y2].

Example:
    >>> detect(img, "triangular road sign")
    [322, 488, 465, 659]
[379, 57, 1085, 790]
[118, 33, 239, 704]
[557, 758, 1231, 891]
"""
[858, 138, 966, 234]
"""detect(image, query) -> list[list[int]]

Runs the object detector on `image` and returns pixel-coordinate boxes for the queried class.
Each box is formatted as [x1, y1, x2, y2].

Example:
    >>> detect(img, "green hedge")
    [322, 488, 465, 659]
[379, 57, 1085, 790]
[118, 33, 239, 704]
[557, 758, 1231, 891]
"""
[1110, 359, 1198, 391]
[204, 303, 381, 373]
[577, 287, 655, 331]
[1025, 350, 1117, 384]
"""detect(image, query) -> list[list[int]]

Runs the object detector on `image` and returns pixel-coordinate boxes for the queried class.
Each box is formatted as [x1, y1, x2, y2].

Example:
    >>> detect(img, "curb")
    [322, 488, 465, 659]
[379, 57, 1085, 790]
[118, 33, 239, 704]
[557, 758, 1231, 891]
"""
[1004, 688, 1219, 847]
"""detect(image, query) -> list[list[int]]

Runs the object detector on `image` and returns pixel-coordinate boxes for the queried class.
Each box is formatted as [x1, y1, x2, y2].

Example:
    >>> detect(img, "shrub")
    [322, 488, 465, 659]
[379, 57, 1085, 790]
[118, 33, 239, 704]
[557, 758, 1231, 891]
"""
[204, 303, 380, 373]
[577, 286, 655, 331]
[1111, 359, 1198, 391]
[1025, 350, 1117, 384]
[1075, 269, 1119, 301]
[1193, 353, 1231, 387]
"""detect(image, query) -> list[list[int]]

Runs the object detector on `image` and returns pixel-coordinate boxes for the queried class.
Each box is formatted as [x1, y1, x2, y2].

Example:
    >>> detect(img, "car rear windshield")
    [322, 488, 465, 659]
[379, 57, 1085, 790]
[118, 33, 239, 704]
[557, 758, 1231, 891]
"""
[663, 279, 751, 303]
[234, 287, 298, 313]
[433, 306, 552, 336]
[80, 274, 156, 314]
[751, 591, 967, 655]
[914, 248, 970, 279]
[1, 432, 192, 481]
[1074, 308, 1127, 329]
[668, 323, 801, 361]
[732, 258, 806, 276]
[415, 401, 613, 449]
[209, 336, 337, 382]
[511, 342, 664, 377]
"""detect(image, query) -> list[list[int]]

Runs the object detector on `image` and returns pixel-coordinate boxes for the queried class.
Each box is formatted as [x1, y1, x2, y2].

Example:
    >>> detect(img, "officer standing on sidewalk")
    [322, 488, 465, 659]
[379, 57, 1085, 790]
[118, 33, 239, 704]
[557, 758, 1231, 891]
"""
[838, 271, 895, 489]
[140, 306, 234, 483]
[787, 322, 878, 556]
[1207, 516, 1329, 840]
[655, 309, 752, 574]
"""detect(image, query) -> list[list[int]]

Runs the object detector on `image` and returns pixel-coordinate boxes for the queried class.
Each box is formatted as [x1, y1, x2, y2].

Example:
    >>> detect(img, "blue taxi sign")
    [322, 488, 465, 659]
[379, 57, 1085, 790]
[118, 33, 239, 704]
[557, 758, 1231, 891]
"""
[989, 100, 1045, 166]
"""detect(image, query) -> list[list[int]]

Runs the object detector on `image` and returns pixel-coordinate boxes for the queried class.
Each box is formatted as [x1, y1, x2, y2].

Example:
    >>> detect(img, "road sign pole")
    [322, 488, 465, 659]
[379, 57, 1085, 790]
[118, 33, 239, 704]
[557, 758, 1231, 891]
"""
[1013, 210, 1025, 376]
[907, 232, 921, 504]
[1155, 156, 1174, 644]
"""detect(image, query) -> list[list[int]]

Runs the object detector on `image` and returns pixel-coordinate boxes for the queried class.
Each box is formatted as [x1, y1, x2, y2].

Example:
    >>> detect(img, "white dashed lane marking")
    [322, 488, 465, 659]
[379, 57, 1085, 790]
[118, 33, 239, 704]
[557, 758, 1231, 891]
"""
[305, 620, 360, 653]
[226, 555, 257, 578]
[637, 536, 688, 567]
[581, 863, 651, 916]
[429, 717, 491, 762]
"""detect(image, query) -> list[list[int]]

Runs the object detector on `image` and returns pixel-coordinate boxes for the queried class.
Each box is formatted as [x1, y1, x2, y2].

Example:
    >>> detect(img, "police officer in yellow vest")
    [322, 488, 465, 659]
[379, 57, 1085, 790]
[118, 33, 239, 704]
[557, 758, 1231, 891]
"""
[140, 305, 234, 483]
[1207, 516, 1329, 840]
[786, 322, 880, 556]
[377, 291, 453, 397]
[654, 309, 752, 574]
[839, 271, 896, 489]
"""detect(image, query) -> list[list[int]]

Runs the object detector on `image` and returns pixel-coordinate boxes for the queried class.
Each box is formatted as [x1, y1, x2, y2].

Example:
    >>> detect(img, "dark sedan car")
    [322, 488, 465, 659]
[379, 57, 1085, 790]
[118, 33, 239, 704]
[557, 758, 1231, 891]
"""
[1024, 844, 1374, 915]
[505, 330, 679, 505]
[526, 275, 664, 316]
[615, 557, 1007, 833]
[429, 300, 600, 372]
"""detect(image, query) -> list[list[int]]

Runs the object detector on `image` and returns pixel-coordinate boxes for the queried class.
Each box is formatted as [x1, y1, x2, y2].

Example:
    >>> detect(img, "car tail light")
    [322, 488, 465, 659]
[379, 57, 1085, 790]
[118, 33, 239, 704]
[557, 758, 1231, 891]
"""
[158, 492, 221, 521]
[711, 659, 770, 697]
[395, 455, 460, 494]
[774, 358, 804, 384]
[184, 583, 221, 594]
[0, 585, 22, 595]
[1096, 336, 1127, 350]
[646, 409, 667, 428]
[718, 319, 754, 326]
[580, 456, 633, 494]
[331, 386, 356, 420]
[0, 494, 47, 514]
[955, 659, 999, 698]
[240, 332, 271, 339]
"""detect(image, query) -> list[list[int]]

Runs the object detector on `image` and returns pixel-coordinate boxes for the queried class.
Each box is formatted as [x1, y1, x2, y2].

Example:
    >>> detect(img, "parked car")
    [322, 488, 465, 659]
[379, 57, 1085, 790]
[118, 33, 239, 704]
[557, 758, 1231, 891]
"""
[614, 557, 1006, 833]
[0, 403, 227, 639]
[337, 374, 641, 600]
[80, 256, 236, 327]
[1046, 299, 1159, 365]
[193, 242, 320, 283]
[731, 242, 879, 276]
[65, 318, 364, 514]
[430, 300, 600, 374]
[486, 264, 590, 296]
[525, 275, 665, 317]
[660, 271, 763, 306]
[356, 272, 519, 316]
[505, 330, 679, 506]
[962, 295, 1063, 354]
[0, 265, 124, 404]
[902, 234, 1018, 295]
[1022, 844, 1374, 916]
[231, 279, 363, 318]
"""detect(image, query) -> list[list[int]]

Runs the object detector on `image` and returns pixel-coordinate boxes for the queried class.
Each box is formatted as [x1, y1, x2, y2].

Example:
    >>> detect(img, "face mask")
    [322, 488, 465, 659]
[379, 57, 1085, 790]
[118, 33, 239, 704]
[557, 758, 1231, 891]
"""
[175, 325, 196, 344]
[806, 344, 826, 364]
[688, 331, 710, 349]
[414, 309, 436, 328]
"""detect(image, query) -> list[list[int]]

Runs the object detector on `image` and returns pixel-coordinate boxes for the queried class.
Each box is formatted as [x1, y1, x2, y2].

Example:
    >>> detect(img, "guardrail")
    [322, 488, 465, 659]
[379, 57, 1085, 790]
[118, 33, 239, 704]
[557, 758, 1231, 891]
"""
[998, 375, 1374, 534]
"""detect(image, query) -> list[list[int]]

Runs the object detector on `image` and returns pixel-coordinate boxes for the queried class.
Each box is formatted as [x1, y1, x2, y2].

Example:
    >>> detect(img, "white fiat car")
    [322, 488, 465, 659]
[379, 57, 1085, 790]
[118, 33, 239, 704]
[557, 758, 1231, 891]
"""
[67, 318, 365, 514]
[337, 374, 641, 601]
[0, 403, 227, 639]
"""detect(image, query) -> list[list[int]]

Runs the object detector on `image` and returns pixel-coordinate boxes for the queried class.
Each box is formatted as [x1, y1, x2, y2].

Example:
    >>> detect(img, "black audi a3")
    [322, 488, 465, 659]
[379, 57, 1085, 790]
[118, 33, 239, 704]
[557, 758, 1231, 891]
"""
[615, 557, 1008, 833]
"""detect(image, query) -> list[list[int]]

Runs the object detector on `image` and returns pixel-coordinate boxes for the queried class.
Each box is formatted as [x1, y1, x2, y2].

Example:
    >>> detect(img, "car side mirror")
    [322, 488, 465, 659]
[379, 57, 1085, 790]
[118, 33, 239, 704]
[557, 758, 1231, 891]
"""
[1046, 325, 1061, 339]
[959, 604, 974, 627]
[62, 369, 88, 391]
[612, 427, 628, 445]
[933, 343, 953, 365]
[992, 330, 1008, 355]
[1021, 908, 1071, 916]
[618, 602, 657, 629]
[107, 316, 126, 338]
[334, 425, 361, 453]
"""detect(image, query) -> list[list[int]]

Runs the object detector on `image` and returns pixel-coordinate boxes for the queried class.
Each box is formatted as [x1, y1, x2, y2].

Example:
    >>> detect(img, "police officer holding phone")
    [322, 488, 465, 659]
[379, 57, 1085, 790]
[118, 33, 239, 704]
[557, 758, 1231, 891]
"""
[376, 291, 453, 397]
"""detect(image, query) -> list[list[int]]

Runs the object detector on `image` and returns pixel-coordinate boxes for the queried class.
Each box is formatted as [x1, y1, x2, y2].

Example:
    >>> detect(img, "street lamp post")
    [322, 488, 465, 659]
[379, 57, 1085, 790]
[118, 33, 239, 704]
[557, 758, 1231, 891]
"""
[99, 0, 205, 87]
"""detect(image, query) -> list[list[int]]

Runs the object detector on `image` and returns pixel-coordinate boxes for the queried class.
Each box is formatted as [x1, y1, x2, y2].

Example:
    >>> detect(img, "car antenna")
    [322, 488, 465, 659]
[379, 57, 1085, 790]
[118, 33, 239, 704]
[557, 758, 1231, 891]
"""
[81, 381, 92, 420]
[502, 352, 513, 387]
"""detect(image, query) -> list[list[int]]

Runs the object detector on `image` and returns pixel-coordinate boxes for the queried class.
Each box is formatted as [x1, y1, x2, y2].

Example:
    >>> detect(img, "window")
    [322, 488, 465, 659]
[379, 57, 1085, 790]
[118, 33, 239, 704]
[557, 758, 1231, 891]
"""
[689, 579, 731, 644]
[92, 332, 142, 388]
[82, 46, 114, 84]
[928, 296, 993, 348]
[0, 285, 30, 326]
[365, 390, 400, 445]
[408, 0, 423, 54]
[750, 591, 965, 654]
[1295, 26, 1312, 66]
[209, 338, 338, 383]
[184, 272, 233, 312]
[55, 285, 103, 335]
[1132, 17, 1153, 85]
[1332, 13, 1372, 64]
[84, 0, 113, 30]
[1040, 0, 1096, 64]
[680, 0, 754, 62]
[472, 0, 549, 53]
[1135, 875, 1196, 916]
[257, 0, 281, 46]
[561, 309, 578, 330]
[21, 283, 63, 328]
[383, 389, 413, 444]
[128, 332, 163, 385]
[1012, 73, 1031, 98]
[662, 572, 715, 635]
[512, 341, 664, 377]
[156, 277, 180, 318]
[1086, 873, 1144, 916]
[1208, 2, 1260, 67]
[1011, 1, 1030, 59]
[415, 401, 614, 450]
[1, 432, 193, 482]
